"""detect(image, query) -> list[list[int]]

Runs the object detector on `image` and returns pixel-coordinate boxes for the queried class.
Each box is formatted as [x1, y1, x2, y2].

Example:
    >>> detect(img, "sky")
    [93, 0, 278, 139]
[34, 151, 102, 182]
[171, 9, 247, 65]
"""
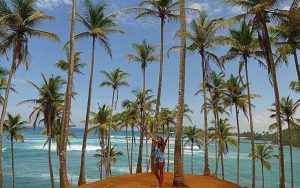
[1, 0, 296, 133]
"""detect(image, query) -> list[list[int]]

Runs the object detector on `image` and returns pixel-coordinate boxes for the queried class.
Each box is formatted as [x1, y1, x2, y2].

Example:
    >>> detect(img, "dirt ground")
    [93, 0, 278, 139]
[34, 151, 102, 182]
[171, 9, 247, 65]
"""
[78, 173, 244, 188]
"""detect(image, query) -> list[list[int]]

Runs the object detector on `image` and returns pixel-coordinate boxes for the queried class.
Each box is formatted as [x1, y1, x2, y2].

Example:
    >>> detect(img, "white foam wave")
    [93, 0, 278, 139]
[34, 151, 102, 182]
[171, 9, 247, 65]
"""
[2, 148, 6, 151]
[28, 144, 101, 151]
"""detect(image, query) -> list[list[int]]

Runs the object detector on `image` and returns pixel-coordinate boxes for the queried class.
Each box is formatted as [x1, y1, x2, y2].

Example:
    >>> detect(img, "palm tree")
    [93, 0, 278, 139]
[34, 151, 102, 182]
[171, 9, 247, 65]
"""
[177, 11, 224, 175]
[214, 118, 237, 179]
[125, 40, 157, 173]
[221, 20, 264, 185]
[88, 104, 111, 179]
[114, 111, 133, 174]
[94, 145, 123, 176]
[196, 71, 227, 176]
[123, 1, 179, 170]
[55, 47, 86, 75]
[124, 89, 155, 173]
[59, 0, 77, 187]
[3, 113, 28, 188]
[76, 0, 124, 184]
[270, 8, 300, 84]
[224, 1, 287, 186]
[100, 68, 129, 176]
[18, 74, 65, 188]
[0, 2, 60, 184]
[173, 0, 187, 186]
[224, 75, 250, 184]
[183, 126, 202, 174]
[121, 98, 140, 174]
[40, 118, 78, 157]
[252, 144, 277, 188]
[159, 107, 176, 172]
[269, 96, 300, 188]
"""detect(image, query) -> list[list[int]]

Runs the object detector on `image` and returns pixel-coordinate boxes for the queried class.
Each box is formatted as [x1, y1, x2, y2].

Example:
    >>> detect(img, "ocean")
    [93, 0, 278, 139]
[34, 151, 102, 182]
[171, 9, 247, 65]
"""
[2, 127, 300, 188]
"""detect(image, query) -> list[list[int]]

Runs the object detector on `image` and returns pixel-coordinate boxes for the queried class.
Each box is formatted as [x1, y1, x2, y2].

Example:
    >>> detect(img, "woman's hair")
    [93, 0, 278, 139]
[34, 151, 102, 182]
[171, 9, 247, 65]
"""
[157, 136, 165, 152]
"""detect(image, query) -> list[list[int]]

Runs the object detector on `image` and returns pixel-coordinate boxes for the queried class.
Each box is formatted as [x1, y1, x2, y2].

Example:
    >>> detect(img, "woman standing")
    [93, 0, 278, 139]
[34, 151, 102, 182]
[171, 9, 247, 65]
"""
[147, 129, 172, 188]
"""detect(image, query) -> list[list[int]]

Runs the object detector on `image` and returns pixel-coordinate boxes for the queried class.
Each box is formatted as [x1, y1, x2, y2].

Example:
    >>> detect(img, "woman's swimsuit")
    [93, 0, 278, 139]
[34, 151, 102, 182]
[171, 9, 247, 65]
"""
[155, 146, 164, 164]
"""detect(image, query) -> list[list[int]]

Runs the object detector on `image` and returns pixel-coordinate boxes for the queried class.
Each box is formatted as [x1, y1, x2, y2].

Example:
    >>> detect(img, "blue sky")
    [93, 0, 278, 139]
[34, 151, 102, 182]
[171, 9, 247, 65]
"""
[1, 0, 296, 133]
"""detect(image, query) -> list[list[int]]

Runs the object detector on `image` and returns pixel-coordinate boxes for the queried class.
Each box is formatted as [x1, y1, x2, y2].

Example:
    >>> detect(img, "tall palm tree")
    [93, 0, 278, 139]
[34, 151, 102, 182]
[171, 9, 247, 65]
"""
[100, 68, 129, 176]
[221, 20, 264, 185]
[59, 0, 77, 187]
[177, 11, 224, 175]
[76, 0, 124, 184]
[121, 96, 141, 174]
[123, 1, 179, 170]
[114, 111, 133, 174]
[0, 1, 60, 185]
[224, 75, 250, 184]
[3, 113, 28, 188]
[18, 74, 65, 188]
[55, 47, 86, 75]
[125, 40, 157, 173]
[88, 104, 111, 180]
[224, 1, 287, 186]
[252, 144, 277, 188]
[159, 107, 176, 172]
[173, 0, 187, 186]
[269, 96, 300, 188]
[183, 126, 202, 174]
[196, 71, 226, 175]
[270, 6, 300, 84]
[124, 89, 155, 173]
[213, 118, 237, 179]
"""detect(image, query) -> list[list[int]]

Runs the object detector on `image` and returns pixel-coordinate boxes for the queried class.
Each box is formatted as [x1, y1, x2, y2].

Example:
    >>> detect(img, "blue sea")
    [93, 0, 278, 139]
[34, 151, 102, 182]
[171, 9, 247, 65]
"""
[2, 127, 300, 188]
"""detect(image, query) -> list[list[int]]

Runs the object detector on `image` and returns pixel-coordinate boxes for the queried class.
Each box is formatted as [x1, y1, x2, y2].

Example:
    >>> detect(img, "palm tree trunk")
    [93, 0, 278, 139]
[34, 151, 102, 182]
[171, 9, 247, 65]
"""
[10, 137, 15, 188]
[130, 125, 134, 174]
[152, 17, 165, 173]
[173, 0, 187, 186]
[261, 23, 285, 188]
[146, 132, 149, 172]
[191, 142, 194, 174]
[99, 135, 103, 180]
[0, 56, 16, 188]
[59, 1, 76, 187]
[244, 56, 256, 188]
[287, 120, 294, 188]
[136, 66, 146, 173]
[167, 124, 170, 172]
[136, 120, 144, 173]
[215, 112, 221, 177]
[48, 123, 55, 188]
[261, 161, 264, 188]
[100, 128, 106, 179]
[200, 50, 210, 176]
[107, 89, 116, 176]
[78, 36, 96, 185]
[221, 152, 224, 180]
[213, 112, 217, 177]
[293, 52, 300, 84]
[126, 125, 131, 174]
[235, 104, 240, 185]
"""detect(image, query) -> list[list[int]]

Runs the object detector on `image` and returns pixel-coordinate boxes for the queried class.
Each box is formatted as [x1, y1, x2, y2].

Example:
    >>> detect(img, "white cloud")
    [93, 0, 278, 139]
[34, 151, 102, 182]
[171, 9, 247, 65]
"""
[282, 6, 290, 10]
[188, 3, 210, 11]
[37, 0, 72, 9]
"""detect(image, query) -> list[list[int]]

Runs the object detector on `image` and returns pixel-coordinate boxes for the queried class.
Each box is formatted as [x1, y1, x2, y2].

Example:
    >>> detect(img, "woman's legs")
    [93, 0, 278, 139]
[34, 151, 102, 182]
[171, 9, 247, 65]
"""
[154, 163, 160, 183]
[158, 162, 165, 187]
